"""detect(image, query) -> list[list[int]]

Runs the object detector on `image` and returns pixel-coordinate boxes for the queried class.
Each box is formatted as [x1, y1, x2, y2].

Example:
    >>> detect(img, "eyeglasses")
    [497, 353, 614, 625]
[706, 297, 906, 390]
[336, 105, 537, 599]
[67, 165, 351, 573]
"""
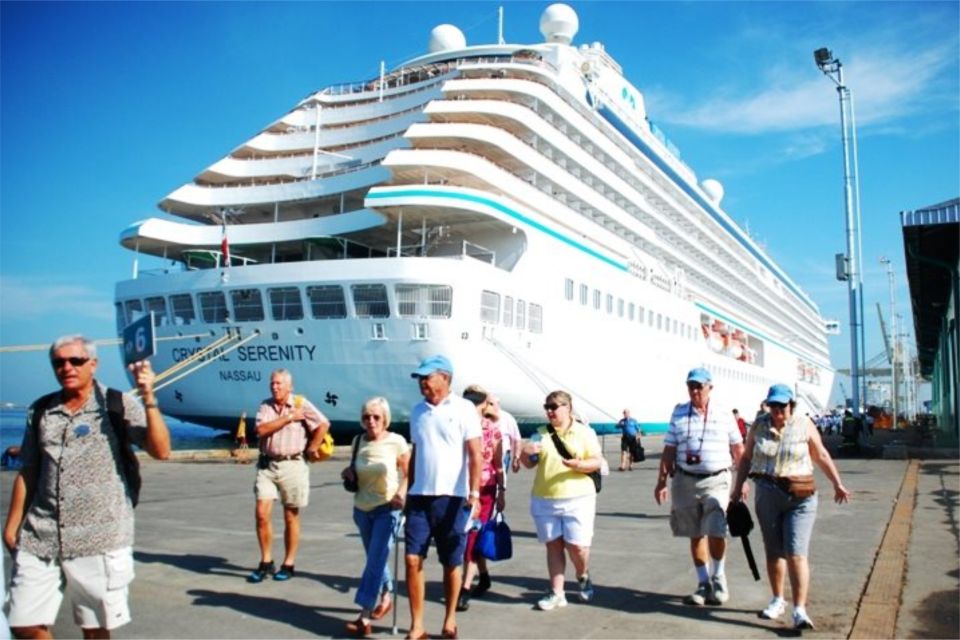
[543, 403, 567, 412]
[361, 414, 383, 421]
[686, 382, 705, 391]
[52, 357, 90, 369]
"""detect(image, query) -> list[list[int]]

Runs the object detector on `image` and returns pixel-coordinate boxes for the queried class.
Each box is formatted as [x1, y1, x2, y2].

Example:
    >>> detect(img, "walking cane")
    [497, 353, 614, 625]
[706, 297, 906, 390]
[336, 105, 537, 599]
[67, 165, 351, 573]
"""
[391, 513, 406, 636]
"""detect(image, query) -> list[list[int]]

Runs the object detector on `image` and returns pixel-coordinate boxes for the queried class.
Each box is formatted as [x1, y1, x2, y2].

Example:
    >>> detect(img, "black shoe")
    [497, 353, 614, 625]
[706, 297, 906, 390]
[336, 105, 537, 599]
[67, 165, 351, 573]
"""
[456, 588, 471, 612]
[473, 572, 491, 597]
[247, 560, 275, 583]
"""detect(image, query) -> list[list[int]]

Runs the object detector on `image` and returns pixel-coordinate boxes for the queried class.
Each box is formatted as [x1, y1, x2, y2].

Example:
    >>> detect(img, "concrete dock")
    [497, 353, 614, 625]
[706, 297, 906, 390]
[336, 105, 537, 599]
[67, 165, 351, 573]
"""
[2, 435, 957, 639]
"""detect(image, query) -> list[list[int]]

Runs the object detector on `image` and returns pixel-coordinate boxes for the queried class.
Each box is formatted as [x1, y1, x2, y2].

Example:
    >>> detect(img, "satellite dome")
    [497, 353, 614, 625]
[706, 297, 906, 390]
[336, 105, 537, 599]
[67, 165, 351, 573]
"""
[428, 24, 466, 53]
[539, 3, 579, 44]
[701, 179, 725, 204]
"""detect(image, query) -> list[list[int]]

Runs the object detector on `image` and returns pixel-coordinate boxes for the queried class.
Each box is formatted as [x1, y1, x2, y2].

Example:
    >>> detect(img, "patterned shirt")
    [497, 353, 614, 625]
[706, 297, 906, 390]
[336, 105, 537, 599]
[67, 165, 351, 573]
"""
[749, 413, 815, 477]
[479, 417, 503, 489]
[19, 382, 147, 560]
[255, 394, 326, 457]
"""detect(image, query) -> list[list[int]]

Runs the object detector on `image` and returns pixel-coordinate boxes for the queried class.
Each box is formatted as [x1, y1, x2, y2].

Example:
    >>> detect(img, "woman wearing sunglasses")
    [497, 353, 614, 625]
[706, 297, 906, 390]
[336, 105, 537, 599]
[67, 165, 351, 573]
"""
[731, 384, 851, 631]
[519, 391, 602, 611]
[341, 397, 410, 638]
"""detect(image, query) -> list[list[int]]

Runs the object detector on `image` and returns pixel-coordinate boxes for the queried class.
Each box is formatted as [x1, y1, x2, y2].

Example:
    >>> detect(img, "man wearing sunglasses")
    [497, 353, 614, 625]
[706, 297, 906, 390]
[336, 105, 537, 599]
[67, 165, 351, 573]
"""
[654, 367, 744, 608]
[4, 334, 171, 639]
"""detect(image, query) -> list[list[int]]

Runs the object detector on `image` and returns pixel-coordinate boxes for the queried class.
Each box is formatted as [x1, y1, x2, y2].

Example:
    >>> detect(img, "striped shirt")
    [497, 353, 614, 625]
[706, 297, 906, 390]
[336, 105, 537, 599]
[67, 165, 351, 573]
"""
[665, 400, 742, 474]
[256, 394, 326, 457]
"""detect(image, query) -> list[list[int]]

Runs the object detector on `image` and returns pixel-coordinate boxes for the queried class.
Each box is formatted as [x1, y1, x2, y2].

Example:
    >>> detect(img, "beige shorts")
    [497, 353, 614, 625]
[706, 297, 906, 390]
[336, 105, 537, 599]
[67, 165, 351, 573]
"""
[669, 469, 731, 538]
[7, 547, 134, 630]
[254, 459, 310, 507]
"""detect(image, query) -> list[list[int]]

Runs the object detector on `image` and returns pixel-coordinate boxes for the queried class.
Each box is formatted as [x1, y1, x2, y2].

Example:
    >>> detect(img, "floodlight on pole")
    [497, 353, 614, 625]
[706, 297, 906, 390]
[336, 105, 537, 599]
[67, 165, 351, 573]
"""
[815, 46, 863, 418]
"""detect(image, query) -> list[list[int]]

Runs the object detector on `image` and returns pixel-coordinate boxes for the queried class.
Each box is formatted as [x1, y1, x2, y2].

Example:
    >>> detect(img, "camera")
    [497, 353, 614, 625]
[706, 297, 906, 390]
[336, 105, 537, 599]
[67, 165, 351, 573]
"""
[685, 452, 702, 466]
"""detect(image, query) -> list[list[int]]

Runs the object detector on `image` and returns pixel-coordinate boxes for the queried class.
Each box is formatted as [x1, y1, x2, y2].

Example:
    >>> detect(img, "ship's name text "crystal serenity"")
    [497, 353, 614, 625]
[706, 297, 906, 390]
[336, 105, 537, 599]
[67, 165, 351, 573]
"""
[171, 344, 317, 363]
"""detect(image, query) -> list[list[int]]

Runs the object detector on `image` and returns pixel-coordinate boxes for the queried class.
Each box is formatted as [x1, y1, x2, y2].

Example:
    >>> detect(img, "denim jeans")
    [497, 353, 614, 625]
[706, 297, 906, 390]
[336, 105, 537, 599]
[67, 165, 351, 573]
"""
[353, 504, 401, 610]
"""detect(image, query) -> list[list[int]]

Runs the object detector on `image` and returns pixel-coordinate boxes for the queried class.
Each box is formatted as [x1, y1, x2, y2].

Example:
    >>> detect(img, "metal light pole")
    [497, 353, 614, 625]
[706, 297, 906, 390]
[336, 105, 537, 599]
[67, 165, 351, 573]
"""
[816, 47, 863, 418]
[880, 256, 897, 427]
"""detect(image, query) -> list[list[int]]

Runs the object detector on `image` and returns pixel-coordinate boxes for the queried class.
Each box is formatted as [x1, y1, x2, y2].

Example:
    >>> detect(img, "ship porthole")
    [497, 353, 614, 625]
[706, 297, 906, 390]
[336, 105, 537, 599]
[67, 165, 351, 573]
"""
[271, 332, 279, 340]
[296, 328, 304, 335]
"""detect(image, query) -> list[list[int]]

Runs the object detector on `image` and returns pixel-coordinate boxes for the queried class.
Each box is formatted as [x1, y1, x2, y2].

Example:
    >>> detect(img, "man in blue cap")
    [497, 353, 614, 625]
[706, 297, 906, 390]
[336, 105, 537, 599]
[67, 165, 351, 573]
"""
[654, 367, 745, 607]
[404, 355, 482, 640]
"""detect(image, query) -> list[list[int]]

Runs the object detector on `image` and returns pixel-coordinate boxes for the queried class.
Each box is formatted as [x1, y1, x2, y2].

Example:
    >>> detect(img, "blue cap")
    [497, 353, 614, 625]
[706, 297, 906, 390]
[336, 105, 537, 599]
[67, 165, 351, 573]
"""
[766, 383, 794, 404]
[411, 354, 453, 378]
[686, 367, 712, 384]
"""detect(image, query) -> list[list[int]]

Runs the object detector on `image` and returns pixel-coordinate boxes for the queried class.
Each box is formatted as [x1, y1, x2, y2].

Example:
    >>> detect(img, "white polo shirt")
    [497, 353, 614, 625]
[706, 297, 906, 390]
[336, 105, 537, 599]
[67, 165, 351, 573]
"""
[409, 393, 482, 497]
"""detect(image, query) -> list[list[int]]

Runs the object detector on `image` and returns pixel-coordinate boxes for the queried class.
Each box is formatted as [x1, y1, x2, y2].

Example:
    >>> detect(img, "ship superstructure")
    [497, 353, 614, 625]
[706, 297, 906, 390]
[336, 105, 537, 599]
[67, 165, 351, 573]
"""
[117, 4, 833, 432]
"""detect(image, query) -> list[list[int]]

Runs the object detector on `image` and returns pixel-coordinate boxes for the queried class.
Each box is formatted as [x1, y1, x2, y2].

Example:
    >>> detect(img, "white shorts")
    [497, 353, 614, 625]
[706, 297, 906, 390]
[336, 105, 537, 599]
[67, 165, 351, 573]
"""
[530, 494, 597, 547]
[7, 547, 134, 630]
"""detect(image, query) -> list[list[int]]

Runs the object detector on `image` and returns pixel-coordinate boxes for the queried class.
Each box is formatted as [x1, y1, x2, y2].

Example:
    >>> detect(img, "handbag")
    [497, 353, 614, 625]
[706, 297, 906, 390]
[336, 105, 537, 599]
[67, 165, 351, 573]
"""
[631, 438, 646, 463]
[548, 426, 601, 493]
[294, 394, 335, 462]
[342, 435, 361, 493]
[477, 511, 513, 561]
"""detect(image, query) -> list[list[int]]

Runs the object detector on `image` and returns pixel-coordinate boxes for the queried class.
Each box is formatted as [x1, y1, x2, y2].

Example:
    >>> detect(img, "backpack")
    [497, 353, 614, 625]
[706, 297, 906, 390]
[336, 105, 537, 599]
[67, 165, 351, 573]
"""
[31, 388, 142, 507]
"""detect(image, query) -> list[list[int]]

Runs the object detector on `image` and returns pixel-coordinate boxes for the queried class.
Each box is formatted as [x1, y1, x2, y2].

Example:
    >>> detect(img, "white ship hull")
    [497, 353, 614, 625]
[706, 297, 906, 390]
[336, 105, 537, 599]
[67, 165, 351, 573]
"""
[115, 5, 833, 435]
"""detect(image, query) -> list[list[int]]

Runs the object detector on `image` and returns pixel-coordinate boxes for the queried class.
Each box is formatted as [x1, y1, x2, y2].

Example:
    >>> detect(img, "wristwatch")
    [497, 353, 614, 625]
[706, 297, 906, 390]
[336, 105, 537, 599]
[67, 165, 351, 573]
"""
[469, 490, 480, 498]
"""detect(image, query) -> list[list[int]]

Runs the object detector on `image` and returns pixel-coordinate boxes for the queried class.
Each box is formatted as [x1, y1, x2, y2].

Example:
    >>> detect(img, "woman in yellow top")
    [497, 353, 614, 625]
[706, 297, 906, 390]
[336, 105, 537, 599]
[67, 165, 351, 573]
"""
[731, 384, 851, 631]
[341, 397, 410, 638]
[519, 391, 603, 611]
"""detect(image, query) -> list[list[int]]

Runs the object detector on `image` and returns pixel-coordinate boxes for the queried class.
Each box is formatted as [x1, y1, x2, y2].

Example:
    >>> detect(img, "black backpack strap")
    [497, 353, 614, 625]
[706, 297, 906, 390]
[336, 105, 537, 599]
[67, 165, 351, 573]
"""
[106, 388, 142, 507]
[349, 434, 361, 467]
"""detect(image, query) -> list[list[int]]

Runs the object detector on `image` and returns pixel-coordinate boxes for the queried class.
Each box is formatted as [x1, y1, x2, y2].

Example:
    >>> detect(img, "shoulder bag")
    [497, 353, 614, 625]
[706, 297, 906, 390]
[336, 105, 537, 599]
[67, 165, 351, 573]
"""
[548, 425, 601, 493]
[343, 435, 361, 493]
[477, 510, 513, 561]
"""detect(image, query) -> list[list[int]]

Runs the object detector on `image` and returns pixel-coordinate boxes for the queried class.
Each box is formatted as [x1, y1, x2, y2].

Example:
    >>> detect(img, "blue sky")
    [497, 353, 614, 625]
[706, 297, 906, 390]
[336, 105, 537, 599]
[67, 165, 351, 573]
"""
[1, 1, 957, 407]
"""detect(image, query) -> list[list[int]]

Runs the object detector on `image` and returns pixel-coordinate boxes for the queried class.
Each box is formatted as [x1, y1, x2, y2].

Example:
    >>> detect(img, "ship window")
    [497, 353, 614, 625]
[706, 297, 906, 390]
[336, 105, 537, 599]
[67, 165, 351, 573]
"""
[351, 284, 390, 318]
[606, 294, 613, 314]
[269, 287, 304, 321]
[656, 313, 662, 330]
[637, 305, 644, 323]
[396, 284, 452, 318]
[480, 290, 500, 324]
[503, 296, 514, 328]
[307, 285, 347, 319]
[529, 303, 543, 333]
[169, 294, 196, 326]
[617, 298, 624, 318]
[647, 309, 654, 326]
[565, 278, 574, 301]
[593, 289, 601, 310]
[123, 299, 144, 325]
[231, 288, 265, 322]
[628, 303, 635, 321]
[516, 299, 526, 330]
[198, 291, 228, 323]
[144, 297, 168, 327]
[579, 284, 588, 306]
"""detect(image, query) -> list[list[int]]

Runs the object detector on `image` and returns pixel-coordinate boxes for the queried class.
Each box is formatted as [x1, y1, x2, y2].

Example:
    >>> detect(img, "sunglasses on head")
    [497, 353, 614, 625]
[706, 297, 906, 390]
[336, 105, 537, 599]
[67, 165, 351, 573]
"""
[543, 403, 566, 411]
[52, 357, 90, 369]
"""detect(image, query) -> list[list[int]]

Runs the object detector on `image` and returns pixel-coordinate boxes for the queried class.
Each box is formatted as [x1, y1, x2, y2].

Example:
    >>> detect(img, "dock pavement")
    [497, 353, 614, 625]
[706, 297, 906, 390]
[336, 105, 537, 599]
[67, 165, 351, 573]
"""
[2, 434, 957, 639]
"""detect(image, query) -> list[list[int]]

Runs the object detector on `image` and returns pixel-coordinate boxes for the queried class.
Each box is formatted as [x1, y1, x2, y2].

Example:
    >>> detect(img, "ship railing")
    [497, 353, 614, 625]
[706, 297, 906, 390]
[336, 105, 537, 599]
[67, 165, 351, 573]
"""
[316, 62, 459, 97]
[190, 158, 382, 191]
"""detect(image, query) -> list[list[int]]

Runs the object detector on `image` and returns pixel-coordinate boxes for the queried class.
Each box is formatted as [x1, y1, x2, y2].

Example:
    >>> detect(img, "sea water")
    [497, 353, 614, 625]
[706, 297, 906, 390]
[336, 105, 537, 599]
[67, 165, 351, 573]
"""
[0, 409, 224, 453]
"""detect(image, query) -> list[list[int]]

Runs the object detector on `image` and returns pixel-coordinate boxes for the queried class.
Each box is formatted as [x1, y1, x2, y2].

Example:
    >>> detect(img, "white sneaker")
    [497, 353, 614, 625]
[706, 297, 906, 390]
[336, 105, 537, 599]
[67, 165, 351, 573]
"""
[536, 591, 568, 611]
[683, 581, 711, 606]
[706, 574, 729, 605]
[759, 597, 786, 620]
[793, 609, 815, 630]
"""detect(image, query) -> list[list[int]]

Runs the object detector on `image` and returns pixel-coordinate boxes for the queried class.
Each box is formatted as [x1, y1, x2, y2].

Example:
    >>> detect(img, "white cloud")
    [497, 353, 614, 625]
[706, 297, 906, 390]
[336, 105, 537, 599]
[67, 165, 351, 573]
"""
[653, 34, 957, 135]
[0, 276, 115, 322]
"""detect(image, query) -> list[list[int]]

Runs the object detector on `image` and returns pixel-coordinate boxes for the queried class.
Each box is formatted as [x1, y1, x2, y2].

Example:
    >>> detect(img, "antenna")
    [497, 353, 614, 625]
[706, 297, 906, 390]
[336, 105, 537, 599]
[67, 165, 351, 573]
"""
[498, 6, 504, 44]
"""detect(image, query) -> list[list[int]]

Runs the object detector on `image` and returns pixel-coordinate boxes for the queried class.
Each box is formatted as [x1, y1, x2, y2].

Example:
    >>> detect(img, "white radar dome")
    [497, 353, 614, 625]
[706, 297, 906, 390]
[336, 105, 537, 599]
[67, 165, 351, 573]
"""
[701, 179, 725, 204]
[428, 24, 466, 53]
[540, 3, 579, 44]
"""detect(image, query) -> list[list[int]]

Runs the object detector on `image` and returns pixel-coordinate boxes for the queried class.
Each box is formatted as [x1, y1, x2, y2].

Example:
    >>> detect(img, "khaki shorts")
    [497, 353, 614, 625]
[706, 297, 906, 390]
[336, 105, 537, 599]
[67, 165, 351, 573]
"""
[669, 469, 731, 538]
[254, 459, 310, 507]
[7, 547, 134, 630]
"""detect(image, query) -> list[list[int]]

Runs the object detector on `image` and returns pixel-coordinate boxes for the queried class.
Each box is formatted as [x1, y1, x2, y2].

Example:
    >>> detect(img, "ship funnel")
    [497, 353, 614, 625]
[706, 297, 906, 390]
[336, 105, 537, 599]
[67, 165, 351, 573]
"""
[701, 179, 724, 205]
[540, 3, 579, 44]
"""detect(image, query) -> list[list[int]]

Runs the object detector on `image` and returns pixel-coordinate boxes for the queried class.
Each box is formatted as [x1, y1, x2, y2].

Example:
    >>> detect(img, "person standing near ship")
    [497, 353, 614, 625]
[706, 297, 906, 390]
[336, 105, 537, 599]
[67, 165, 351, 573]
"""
[3, 334, 171, 639]
[616, 409, 643, 471]
[404, 355, 482, 640]
[248, 369, 330, 583]
[654, 367, 744, 607]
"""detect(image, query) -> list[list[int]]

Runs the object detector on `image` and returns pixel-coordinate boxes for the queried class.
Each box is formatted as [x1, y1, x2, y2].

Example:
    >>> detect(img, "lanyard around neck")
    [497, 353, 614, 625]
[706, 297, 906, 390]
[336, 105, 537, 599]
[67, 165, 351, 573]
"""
[686, 402, 709, 455]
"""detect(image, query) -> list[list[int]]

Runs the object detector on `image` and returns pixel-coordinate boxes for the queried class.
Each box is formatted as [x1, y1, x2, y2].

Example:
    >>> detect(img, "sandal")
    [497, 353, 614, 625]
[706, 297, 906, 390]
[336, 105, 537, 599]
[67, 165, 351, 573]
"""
[441, 627, 458, 639]
[371, 594, 393, 620]
[345, 617, 372, 638]
[405, 631, 430, 639]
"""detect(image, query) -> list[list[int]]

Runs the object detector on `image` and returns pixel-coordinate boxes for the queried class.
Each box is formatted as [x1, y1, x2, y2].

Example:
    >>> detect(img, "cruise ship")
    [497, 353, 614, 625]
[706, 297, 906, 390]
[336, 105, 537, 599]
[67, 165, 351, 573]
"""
[116, 4, 834, 434]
